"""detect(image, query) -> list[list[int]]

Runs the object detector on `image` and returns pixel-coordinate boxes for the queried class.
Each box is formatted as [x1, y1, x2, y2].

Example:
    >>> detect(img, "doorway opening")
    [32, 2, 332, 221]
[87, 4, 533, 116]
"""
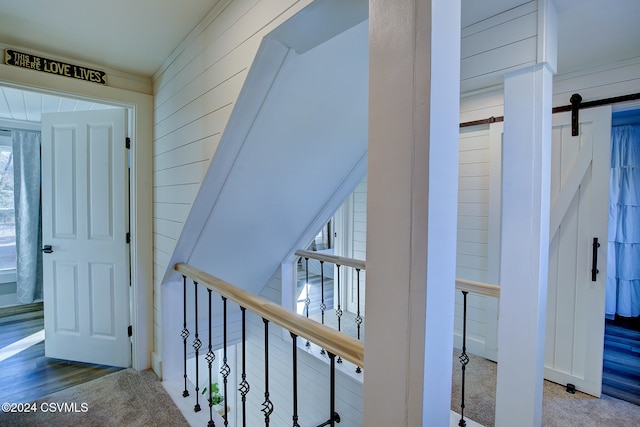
[602, 107, 640, 405]
[0, 84, 133, 401]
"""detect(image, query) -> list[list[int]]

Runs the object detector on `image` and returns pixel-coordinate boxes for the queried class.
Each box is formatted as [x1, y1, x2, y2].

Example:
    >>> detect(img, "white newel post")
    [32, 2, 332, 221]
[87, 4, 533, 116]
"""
[364, 0, 461, 425]
[495, 1, 557, 425]
[162, 280, 184, 381]
[495, 63, 553, 426]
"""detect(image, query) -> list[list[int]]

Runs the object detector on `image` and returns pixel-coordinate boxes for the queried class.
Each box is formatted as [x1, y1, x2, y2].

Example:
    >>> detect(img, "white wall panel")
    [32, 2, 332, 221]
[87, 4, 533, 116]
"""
[154, 159, 210, 187]
[154, 74, 245, 139]
[460, 1, 538, 92]
[153, 137, 219, 172]
[153, 218, 184, 240]
[154, 107, 231, 156]
[153, 183, 201, 205]
[553, 58, 640, 106]
[152, 0, 315, 376]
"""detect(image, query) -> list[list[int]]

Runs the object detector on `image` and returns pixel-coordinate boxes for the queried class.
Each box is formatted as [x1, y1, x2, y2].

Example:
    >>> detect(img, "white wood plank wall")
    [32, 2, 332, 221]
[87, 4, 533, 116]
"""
[455, 126, 493, 355]
[340, 130, 497, 358]
[151, 0, 315, 368]
[460, 1, 537, 93]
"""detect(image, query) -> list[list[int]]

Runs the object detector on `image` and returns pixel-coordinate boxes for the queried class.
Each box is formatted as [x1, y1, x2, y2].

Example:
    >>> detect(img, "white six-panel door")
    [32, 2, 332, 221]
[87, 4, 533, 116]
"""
[544, 106, 611, 396]
[41, 109, 130, 368]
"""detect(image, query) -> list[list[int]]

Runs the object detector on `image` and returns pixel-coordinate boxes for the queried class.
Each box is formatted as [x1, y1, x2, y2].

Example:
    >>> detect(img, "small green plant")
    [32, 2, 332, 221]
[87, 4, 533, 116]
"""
[202, 382, 224, 406]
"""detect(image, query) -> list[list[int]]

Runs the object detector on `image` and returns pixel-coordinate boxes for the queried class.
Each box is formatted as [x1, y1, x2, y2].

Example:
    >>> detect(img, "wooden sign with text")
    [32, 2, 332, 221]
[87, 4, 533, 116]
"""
[4, 49, 106, 85]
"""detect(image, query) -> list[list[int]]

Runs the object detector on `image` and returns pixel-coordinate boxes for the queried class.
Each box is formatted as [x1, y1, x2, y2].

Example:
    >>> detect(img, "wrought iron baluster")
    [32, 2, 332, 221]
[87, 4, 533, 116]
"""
[458, 291, 469, 427]
[220, 296, 230, 426]
[329, 352, 337, 427]
[291, 332, 300, 427]
[355, 268, 362, 374]
[335, 264, 342, 364]
[320, 260, 326, 355]
[193, 281, 202, 412]
[315, 352, 341, 427]
[181, 275, 190, 398]
[238, 307, 249, 427]
[206, 289, 216, 427]
[262, 318, 274, 426]
[304, 257, 310, 348]
[320, 260, 326, 325]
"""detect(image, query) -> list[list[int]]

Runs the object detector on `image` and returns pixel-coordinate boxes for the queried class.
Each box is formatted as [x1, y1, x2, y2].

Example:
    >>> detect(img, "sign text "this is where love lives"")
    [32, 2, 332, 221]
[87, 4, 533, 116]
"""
[4, 49, 106, 85]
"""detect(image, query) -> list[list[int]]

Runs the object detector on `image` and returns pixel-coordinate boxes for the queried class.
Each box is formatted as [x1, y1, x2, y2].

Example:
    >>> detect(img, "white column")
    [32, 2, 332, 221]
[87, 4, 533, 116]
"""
[495, 63, 554, 426]
[281, 260, 297, 312]
[495, 1, 557, 424]
[364, 0, 460, 425]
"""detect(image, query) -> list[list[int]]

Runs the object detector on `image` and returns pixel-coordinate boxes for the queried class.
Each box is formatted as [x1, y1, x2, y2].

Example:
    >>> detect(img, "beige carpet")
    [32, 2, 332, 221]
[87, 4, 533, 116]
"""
[0, 369, 189, 427]
[451, 349, 640, 426]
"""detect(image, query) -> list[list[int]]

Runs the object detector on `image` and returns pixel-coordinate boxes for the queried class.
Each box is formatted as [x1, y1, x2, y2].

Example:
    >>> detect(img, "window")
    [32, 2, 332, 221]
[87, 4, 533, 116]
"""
[311, 219, 333, 251]
[0, 134, 16, 272]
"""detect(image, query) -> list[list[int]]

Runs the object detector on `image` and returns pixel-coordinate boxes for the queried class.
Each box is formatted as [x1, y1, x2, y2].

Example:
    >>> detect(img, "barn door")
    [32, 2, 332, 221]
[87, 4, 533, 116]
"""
[544, 106, 611, 396]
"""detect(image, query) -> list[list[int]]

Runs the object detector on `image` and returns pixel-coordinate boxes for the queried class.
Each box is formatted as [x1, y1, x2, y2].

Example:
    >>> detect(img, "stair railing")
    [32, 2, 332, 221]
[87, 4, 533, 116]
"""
[293, 249, 501, 425]
[455, 278, 500, 427]
[294, 249, 366, 372]
[175, 262, 364, 427]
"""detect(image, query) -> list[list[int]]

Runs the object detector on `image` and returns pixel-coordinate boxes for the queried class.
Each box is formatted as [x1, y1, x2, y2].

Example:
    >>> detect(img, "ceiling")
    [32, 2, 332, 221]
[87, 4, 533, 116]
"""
[0, 0, 639, 125]
[0, 0, 221, 77]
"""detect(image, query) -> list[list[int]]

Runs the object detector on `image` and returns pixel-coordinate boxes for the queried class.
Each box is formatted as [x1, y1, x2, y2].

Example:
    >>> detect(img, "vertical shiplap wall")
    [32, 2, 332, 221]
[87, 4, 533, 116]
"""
[152, 0, 314, 370]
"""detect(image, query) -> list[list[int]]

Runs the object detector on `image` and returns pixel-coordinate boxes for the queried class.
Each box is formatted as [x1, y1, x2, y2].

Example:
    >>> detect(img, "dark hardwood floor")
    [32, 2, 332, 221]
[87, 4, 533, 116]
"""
[602, 316, 640, 406]
[0, 302, 122, 403]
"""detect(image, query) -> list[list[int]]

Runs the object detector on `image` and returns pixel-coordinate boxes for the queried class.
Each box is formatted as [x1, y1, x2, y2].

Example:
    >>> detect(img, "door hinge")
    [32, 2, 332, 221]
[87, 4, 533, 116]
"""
[126, 232, 131, 244]
[128, 325, 133, 337]
[125, 137, 131, 149]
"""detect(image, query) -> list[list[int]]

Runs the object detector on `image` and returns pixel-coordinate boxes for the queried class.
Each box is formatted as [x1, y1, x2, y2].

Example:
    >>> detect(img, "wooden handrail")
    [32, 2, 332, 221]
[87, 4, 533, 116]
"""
[295, 249, 366, 270]
[175, 262, 365, 368]
[455, 278, 500, 298]
[296, 249, 499, 298]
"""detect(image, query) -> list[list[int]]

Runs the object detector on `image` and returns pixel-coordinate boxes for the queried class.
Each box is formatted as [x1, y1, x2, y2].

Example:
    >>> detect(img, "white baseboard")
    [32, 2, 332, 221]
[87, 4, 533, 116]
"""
[453, 333, 486, 358]
[152, 351, 162, 379]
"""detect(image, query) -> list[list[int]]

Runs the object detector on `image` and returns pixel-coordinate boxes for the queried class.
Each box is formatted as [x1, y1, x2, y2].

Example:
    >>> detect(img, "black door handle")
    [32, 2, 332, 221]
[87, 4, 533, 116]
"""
[591, 237, 600, 281]
[42, 245, 53, 254]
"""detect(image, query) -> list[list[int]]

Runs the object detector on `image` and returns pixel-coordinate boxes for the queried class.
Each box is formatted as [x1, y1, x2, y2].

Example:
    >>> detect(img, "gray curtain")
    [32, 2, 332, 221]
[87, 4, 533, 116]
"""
[12, 130, 43, 304]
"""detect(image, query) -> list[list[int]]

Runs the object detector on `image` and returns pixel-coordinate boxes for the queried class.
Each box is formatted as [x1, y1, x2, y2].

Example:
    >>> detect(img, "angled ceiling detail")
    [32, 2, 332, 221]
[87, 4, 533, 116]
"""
[164, 0, 369, 295]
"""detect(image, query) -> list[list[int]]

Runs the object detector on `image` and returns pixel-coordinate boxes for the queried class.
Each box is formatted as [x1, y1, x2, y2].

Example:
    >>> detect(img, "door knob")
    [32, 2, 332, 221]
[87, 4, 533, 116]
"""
[42, 245, 53, 253]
